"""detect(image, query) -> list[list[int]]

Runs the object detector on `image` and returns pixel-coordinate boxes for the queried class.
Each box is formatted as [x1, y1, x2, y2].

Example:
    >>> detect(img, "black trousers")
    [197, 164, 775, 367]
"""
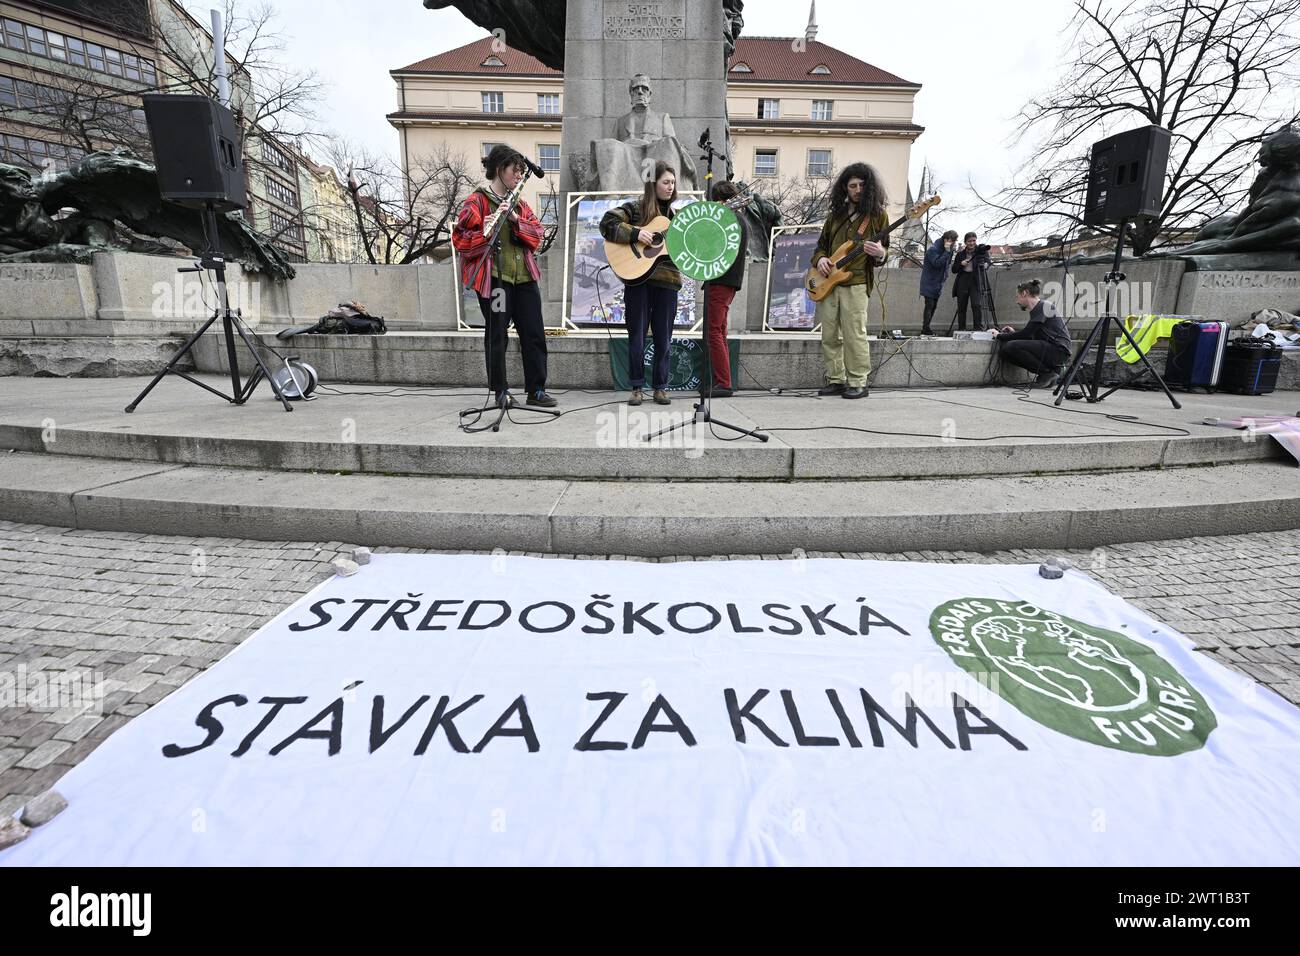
[922, 296, 938, 332]
[623, 282, 677, 389]
[477, 279, 547, 394]
[955, 287, 984, 331]
[1001, 340, 1070, 375]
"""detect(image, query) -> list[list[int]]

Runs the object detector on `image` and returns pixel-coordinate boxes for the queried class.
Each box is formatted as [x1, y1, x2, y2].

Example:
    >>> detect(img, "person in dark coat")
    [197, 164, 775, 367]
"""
[700, 180, 749, 397]
[951, 232, 990, 331]
[919, 230, 957, 336]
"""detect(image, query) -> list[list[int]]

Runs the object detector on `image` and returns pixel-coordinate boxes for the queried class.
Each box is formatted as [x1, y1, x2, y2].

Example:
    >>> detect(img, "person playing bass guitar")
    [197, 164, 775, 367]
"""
[810, 163, 889, 400]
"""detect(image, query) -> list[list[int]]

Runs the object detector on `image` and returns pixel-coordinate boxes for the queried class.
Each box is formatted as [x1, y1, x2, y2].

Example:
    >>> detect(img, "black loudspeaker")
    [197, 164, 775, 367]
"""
[1083, 125, 1171, 226]
[142, 94, 246, 211]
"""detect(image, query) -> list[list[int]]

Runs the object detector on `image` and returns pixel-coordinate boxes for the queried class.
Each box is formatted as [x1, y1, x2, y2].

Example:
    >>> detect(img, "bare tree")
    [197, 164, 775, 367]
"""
[329, 140, 484, 265]
[984, 0, 1300, 255]
[750, 173, 833, 226]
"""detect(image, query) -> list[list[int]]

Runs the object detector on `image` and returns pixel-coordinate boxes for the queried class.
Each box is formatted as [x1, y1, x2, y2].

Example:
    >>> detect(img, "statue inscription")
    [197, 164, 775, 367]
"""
[1201, 272, 1300, 289]
[0, 264, 66, 281]
[604, 2, 685, 40]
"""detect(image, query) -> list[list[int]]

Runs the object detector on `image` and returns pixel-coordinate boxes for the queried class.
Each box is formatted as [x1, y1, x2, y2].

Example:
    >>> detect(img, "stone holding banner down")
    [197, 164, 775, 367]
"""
[2, 555, 1298, 866]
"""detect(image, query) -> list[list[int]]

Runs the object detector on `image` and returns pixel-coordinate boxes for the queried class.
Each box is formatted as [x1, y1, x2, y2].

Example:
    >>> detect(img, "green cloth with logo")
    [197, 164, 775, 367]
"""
[609, 336, 740, 391]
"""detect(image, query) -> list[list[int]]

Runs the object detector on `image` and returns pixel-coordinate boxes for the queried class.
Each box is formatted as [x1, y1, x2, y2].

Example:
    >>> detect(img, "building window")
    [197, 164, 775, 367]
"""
[538, 93, 559, 115]
[810, 64, 831, 75]
[730, 61, 752, 73]
[262, 141, 295, 175]
[538, 144, 560, 173]
[758, 99, 780, 119]
[812, 100, 833, 121]
[482, 55, 505, 67]
[754, 149, 777, 177]
[482, 91, 504, 113]
[25, 24, 46, 57]
[268, 209, 303, 242]
[539, 194, 558, 226]
[0, 133, 81, 170]
[266, 176, 299, 208]
[65, 36, 86, 67]
[807, 149, 832, 177]
[0, 16, 155, 85]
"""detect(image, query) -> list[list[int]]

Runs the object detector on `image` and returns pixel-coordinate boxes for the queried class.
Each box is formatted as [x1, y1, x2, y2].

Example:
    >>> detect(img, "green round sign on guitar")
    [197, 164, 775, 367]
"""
[665, 201, 742, 282]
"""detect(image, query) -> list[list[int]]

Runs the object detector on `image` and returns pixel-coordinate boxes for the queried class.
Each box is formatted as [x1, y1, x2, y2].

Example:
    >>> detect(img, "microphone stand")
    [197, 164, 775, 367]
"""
[646, 131, 768, 445]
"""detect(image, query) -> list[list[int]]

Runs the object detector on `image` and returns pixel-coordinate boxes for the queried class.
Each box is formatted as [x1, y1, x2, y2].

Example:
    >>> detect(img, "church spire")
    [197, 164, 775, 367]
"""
[806, 1, 818, 43]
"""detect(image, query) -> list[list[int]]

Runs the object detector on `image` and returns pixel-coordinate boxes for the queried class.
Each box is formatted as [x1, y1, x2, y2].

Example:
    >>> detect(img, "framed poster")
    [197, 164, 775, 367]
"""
[564, 191, 704, 330]
[763, 224, 823, 332]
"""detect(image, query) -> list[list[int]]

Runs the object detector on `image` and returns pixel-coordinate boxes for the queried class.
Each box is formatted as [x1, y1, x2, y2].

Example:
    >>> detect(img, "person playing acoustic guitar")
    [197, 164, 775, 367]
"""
[600, 162, 681, 406]
[811, 163, 890, 400]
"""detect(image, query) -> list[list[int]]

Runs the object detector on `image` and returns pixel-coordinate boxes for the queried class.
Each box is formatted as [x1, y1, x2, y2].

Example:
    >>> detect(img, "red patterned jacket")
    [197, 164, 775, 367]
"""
[452, 187, 544, 297]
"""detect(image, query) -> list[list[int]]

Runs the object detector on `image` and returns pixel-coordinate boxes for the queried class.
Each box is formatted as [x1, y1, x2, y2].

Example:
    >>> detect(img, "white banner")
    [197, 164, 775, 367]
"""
[4, 555, 1299, 866]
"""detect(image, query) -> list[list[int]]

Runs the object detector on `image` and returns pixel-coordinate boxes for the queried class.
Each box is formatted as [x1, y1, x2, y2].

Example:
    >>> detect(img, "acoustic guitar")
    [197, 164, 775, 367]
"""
[605, 193, 752, 285]
[804, 195, 941, 302]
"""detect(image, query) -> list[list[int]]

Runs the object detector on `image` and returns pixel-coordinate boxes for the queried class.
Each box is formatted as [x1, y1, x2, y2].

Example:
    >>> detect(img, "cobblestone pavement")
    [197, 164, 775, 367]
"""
[1, 520, 1298, 816]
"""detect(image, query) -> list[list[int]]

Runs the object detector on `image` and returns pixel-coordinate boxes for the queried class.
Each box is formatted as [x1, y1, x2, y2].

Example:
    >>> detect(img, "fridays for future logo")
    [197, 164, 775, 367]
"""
[930, 599, 1217, 756]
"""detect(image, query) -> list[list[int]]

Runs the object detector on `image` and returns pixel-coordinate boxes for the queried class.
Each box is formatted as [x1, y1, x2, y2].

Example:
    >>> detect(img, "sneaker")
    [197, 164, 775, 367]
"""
[493, 391, 518, 409]
[653, 389, 671, 405]
[1035, 370, 1060, 389]
[818, 383, 846, 396]
[526, 390, 558, 407]
[700, 385, 734, 398]
[842, 386, 869, 400]
[628, 388, 644, 406]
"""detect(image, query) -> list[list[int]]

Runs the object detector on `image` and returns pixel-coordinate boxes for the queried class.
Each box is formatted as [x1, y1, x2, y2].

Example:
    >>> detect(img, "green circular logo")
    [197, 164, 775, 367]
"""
[666, 201, 742, 282]
[929, 598, 1217, 756]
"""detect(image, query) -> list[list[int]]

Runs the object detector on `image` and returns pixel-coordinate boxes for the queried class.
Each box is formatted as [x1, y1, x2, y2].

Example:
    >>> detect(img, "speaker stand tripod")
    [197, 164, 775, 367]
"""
[1053, 221, 1181, 410]
[126, 202, 293, 414]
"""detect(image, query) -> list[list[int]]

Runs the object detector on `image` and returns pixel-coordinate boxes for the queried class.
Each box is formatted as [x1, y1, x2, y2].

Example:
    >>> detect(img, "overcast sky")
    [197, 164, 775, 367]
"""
[191, 0, 1078, 239]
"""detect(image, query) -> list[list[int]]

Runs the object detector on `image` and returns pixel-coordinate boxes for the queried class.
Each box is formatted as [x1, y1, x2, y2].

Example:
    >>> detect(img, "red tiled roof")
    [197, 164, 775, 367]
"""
[394, 36, 915, 87]
[729, 38, 914, 86]
[394, 37, 559, 75]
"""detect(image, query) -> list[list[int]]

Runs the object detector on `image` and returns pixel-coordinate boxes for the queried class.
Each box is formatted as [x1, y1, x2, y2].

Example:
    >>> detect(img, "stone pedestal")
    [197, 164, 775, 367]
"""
[1175, 270, 1300, 327]
[560, 1, 726, 196]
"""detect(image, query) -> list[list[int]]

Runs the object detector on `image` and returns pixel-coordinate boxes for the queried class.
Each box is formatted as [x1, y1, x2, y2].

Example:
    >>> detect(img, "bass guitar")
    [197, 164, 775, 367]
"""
[805, 195, 940, 302]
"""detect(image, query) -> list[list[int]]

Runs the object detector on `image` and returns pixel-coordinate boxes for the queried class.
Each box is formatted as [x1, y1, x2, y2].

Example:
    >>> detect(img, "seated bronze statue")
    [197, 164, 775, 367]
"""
[1173, 127, 1300, 256]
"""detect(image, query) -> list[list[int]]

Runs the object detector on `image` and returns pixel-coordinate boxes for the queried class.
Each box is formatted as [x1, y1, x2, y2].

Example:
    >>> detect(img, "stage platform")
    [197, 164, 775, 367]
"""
[0, 376, 1295, 555]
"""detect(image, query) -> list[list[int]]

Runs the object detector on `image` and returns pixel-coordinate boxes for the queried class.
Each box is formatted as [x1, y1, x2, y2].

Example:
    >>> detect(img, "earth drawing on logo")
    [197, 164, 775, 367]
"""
[971, 614, 1146, 711]
[930, 598, 1217, 756]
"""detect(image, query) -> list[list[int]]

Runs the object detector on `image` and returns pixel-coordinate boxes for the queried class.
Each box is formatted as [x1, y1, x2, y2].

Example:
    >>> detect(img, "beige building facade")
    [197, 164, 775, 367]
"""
[389, 8, 921, 227]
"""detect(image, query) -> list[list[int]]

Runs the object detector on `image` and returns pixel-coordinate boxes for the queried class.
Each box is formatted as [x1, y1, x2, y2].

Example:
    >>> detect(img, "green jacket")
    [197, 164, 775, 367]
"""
[811, 208, 890, 295]
[478, 188, 531, 286]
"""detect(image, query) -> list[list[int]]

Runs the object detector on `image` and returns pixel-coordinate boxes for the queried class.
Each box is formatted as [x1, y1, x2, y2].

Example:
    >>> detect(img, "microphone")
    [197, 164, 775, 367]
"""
[699, 127, 711, 149]
[524, 158, 546, 179]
